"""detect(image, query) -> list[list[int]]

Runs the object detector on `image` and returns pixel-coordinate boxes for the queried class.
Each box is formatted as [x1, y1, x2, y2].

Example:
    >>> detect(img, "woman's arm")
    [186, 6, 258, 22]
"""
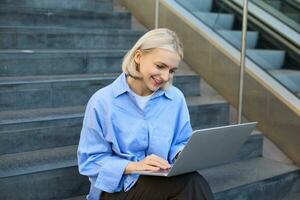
[77, 101, 130, 193]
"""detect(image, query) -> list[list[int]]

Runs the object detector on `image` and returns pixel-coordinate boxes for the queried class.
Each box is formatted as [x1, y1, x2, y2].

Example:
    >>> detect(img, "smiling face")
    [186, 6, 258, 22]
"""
[128, 48, 181, 96]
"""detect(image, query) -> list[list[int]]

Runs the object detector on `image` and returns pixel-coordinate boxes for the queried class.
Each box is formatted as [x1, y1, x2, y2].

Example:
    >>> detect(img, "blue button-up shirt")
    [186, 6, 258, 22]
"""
[77, 73, 192, 200]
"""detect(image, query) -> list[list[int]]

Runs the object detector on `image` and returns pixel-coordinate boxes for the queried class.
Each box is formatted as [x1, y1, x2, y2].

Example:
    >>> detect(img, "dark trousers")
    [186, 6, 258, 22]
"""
[101, 172, 214, 200]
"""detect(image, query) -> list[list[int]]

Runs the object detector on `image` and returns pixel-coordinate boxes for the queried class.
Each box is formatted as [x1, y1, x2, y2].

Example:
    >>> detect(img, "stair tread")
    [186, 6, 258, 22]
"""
[268, 69, 300, 92]
[0, 6, 129, 16]
[0, 69, 197, 85]
[0, 96, 227, 124]
[218, 30, 258, 34]
[0, 106, 85, 125]
[0, 49, 128, 55]
[246, 49, 286, 70]
[269, 69, 300, 75]
[0, 26, 144, 34]
[0, 145, 77, 178]
[0, 0, 113, 12]
[199, 157, 299, 193]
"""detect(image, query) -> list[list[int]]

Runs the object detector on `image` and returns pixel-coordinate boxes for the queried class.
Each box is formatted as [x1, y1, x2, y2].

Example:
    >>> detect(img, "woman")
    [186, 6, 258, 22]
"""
[77, 28, 214, 200]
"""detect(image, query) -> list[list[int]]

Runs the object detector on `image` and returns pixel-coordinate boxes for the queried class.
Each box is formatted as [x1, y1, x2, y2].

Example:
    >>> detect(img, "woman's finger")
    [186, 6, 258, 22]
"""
[147, 154, 171, 168]
[143, 158, 169, 169]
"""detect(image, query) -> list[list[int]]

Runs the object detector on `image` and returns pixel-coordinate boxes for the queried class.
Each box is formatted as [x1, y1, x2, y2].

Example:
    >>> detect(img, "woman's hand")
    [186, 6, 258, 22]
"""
[125, 154, 171, 174]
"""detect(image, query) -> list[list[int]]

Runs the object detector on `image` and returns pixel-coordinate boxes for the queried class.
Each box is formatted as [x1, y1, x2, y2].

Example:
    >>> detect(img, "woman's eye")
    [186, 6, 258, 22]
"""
[156, 64, 164, 69]
[170, 70, 176, 74]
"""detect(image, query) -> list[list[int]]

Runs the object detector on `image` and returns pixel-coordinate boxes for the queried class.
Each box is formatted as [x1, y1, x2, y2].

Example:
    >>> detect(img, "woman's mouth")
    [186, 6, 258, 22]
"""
[151, 76, 163, 86]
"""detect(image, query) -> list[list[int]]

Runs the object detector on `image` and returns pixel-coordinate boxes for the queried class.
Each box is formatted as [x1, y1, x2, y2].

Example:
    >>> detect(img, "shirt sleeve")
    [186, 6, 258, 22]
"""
[168, 96, 193, 163]
[77, 98, 130, 193]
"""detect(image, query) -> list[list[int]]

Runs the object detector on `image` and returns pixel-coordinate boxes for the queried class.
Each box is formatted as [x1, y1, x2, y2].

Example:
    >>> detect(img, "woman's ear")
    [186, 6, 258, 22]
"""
[134, 50, 142, 65]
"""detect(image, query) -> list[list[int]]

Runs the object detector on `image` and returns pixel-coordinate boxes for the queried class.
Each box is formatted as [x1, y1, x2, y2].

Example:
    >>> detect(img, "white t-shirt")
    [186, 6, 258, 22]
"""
[130, 91, 153, 110]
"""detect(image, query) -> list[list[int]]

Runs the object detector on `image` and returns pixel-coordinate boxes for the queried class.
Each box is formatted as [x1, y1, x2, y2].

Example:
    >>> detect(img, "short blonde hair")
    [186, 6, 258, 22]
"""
[122, 28, 183, 80]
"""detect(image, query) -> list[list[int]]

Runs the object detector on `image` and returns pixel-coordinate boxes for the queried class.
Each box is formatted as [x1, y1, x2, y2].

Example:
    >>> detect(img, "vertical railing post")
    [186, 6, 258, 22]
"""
[237, 0, 249, 124]
[155, 0, 159, 28]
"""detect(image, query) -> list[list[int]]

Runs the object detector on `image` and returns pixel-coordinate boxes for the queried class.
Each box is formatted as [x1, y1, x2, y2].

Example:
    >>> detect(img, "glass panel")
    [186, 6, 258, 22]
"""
[251, 0, 300, 33]
[175, 0, 244, 123]
[175, 0, 300, 100]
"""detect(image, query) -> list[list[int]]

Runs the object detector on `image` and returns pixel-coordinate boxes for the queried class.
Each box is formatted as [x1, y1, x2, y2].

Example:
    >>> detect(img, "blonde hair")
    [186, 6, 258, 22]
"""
[122, 28, 183, 80]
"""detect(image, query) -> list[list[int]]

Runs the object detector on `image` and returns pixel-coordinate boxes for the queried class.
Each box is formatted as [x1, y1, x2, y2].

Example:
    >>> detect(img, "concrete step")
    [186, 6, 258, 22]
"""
[0, 133, 264, 200]
[268, 69, 300, 94]
[283, 192, 300, 200]
[177, 0, 213, 12]
[217, 30, 259, 49]
[0, 145, 77, 178]
[200, 157, 300, 200]
[0, 0, 113, 12]
[0, 50, 127, 76]
[70, 156, 300, 200]
[247, 49, 286, 70]
[231, 132, 263, 162]
[0, 49, 204, 77]
[0, 145, 89, 200]
[193, 12, 235, 30]
[0, 49, 207, 77]
[1, 147, 296, 200]
[0, 73, 201, 111]
[63, 195, 87, 200]
[0, 27, 144, 49]
[0, 96, 230, 155]
[0, 7, 131, 29]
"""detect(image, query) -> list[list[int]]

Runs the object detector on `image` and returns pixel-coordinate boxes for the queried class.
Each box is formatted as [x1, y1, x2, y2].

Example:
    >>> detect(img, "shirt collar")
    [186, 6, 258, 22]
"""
[112, 73, 174, 100]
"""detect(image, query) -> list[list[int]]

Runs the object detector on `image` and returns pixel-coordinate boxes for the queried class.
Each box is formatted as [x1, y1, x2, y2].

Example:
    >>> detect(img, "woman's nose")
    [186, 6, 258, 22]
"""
[161, 70, 170, 82]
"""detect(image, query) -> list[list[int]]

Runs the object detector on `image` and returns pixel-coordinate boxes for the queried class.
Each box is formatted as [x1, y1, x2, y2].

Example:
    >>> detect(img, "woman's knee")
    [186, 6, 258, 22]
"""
[183, 172, 214, 199]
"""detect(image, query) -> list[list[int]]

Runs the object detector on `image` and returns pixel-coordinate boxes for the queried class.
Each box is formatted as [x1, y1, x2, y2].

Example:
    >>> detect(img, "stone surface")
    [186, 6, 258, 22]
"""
[0, 27, 144, 49]
[0, 8, 131, 29]
[0, 0, 113, 12]
[0, 73, 201, 111]
[200, 157, 300, 200]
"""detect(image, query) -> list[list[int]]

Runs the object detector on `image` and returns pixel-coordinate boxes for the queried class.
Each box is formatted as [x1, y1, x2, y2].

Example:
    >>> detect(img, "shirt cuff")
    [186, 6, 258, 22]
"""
[123, 174, 139, 192]
[95, 157, 130, 192]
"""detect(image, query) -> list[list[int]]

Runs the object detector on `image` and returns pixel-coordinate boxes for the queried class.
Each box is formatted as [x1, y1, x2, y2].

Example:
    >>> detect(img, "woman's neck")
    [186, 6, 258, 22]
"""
[127, 76, 153, 96]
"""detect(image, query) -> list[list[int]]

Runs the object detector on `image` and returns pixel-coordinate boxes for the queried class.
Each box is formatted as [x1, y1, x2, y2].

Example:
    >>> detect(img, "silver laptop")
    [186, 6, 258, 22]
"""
[130, 122, 257, 177]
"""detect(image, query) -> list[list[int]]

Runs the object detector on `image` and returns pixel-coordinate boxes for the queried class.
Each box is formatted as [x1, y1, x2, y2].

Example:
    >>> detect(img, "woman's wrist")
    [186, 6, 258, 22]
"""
[124, 162, 137, 174]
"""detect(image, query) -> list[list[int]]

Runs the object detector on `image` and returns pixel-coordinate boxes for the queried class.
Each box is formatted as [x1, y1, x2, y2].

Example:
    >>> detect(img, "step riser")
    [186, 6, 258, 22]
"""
[0, 76, 201, 111]
[0, 32, 143, 49]
[0, 103, 229, 155]
[195, 13, 234, 30]
[178, 0, 213, 12]
[0, 12, 131, 29]
[0, 118, 82, 155]
[0, 52, 125, 76]
[217, 31, 258, 49]
[190, 103, 229, 129]
[0, 0, 112, 12]
[214, 171, 300, 200]
[0, 167, 89, 200]
[246, 50, 285, 70]
[231, 134, 263, 161]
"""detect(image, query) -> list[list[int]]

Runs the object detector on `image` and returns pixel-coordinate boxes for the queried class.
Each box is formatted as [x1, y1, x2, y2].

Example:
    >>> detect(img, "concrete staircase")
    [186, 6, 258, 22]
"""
[177, 0, 300, 98]
[0, 0, 298, 199]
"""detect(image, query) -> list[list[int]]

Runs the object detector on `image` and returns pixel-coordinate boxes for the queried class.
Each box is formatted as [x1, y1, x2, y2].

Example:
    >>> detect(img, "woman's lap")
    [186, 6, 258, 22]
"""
[101, 172, 214, 200]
